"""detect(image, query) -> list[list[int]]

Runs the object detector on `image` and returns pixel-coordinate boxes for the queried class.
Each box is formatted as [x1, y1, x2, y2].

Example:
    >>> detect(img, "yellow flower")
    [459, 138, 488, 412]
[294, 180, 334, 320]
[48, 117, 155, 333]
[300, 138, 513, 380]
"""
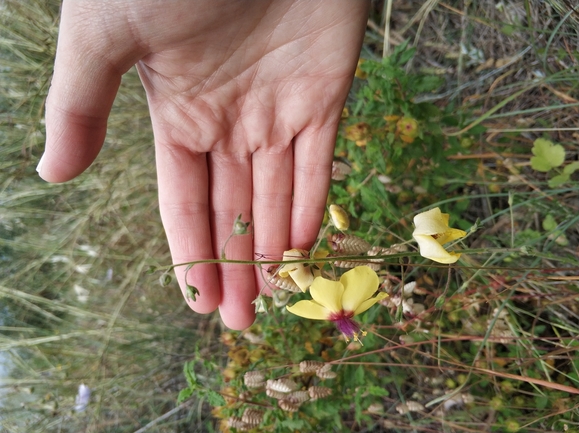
[278, 249, 314, 292]
[286, 266, 387, 341]
[412, 208, 467, 264]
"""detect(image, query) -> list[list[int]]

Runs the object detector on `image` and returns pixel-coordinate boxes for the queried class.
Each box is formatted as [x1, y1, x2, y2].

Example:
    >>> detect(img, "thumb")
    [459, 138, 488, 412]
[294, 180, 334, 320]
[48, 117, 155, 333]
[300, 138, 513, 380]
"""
[38, 3, 138, 182]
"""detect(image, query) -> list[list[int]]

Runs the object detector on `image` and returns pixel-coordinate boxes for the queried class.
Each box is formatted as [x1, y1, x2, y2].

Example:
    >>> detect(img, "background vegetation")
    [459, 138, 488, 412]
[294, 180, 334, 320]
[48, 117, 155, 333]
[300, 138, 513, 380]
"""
[1, 0, 578, 432]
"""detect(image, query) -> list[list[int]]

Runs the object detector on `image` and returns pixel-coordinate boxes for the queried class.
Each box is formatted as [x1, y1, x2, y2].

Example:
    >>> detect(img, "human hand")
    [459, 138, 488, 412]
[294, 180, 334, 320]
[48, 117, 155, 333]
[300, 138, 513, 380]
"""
[37, 0, 369, 329]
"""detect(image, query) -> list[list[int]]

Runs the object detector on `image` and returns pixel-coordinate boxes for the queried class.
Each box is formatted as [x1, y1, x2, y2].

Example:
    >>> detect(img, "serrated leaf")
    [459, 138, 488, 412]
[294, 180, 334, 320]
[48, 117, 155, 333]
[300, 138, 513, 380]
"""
[367, 386, 390, 397]
[183, 361, 198, 390]
[177, 388, 193, 404]
[530, 138, 565, 172]
[204, 389, 226, 407]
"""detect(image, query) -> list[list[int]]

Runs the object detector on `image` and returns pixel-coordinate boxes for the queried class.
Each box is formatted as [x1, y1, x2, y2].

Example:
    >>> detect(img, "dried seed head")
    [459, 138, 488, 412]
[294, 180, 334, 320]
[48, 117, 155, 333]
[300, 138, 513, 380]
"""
[241, 408, 264, 426]
[329, 204, 350, 231]
[333, 260, 381, 271]
[266, 378, 298, 393]
[316, 370, 337, 380]
[287, 390, 310, 404]
[331, 160, 352, 181]
[266, 388, 288, 400]
[299, 360, 325, 373]
[267, 267, 301, 293]
[308, 386, 332, 401]
[396, 401, 424, 414]
[243, 371, 265, 388]
[228, 416, 250, 430]
[329, 233, 371, 255]
[317, 363, 332, 373]
[395, 403, 409, 414]
[367, 403, 384, 415]
[278, 399, 300, 412]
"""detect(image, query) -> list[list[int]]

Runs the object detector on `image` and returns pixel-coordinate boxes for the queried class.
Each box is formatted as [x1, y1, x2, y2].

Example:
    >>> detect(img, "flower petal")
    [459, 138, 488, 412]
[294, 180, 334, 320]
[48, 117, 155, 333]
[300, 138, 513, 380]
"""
[279, 249, 314, 291]
[412, 207, 452, 236]
[309, 276, 345, 313]
[339, 266, 380, 313]
[414, 234, 462, 264]
[436, 228, 467, 245]
[353, 292, 388, 316]
[286, 300, 329, 320]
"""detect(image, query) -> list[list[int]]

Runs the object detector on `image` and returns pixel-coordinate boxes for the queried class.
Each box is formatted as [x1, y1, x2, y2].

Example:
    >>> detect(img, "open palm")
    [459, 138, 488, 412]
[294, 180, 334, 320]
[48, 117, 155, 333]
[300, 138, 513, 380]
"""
[40, 0, 369, 329]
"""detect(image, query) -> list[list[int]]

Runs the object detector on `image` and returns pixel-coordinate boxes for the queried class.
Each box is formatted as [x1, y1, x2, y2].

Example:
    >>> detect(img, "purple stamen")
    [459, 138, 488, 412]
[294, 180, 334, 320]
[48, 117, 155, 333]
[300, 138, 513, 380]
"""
[328, 310, 360, 340]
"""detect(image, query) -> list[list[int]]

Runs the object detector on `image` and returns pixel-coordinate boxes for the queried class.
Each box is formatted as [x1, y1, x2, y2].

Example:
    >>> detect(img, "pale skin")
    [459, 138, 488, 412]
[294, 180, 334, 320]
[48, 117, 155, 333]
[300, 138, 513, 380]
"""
[38, 0, 369, 330]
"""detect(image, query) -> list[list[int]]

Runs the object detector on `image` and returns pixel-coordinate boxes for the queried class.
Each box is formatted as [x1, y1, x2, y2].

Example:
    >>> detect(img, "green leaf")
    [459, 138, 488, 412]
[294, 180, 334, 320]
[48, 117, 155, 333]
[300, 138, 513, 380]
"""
[563, 160, 579, 175]
[542, 214, 557, 231]
[183, 361, 198, 390]
[204, 389, 226, 407]
[548, 174, 569, 188]
[530, 138, 565, 172]
[367, 386, 390, 397]
[177, 388, 193, 404]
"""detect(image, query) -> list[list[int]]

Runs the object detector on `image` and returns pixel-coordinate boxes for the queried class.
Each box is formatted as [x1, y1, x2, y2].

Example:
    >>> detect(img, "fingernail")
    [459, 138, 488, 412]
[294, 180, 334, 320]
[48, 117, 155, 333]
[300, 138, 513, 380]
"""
[36, 153, 45, 174]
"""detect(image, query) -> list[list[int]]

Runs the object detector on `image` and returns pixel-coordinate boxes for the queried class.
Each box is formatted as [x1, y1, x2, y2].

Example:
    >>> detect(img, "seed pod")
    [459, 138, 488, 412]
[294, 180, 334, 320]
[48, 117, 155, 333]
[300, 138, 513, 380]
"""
[396, 401, 424, 414]
[299, 360, 325, 373]
[287, 390, 309, 404]
[267, 268, 302, 293]
[228, 416, 250, 430]
[308, 386, 332, 400]
[278, 399, 300, 412]
[241, 408, 264, 426]
[266, 378, 298, 393]
[331, 160, 352, 181]
[317, 363, 332, 373]
[333, 260, 381, 271]
[329, 204, 350, 231]
[367, 403, 384, 415]
[316, 370, 337, 380]
[244, 371, 265, 388]
[266, 388, 288, 400]
[329, 233, 371, 255]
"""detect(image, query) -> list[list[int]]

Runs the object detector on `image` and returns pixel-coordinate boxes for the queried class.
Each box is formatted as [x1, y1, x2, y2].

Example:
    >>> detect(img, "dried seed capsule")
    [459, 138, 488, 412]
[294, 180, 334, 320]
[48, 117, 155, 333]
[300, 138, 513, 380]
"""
[331, 160, 352, 181]
[396, 401, 424, 414]
[266, 388, 288, 400]
[243, 371, 265, 388]
[308, 386, 332, 400]
[228, 416, 250, 430]
[316, 370, 337, 380]
[287, 390, 309, 404]
[333, 260, 381, 271]
[266, 266, 301, 293]
[242, 408, 264, 426]
[278, 399, 300, 412]
[266, 378, 298, 393]
[299, 361, 325, 373]
[406, 401, 425, 412]
[367, 403, 384, 415]
[329, 233, 371, 255]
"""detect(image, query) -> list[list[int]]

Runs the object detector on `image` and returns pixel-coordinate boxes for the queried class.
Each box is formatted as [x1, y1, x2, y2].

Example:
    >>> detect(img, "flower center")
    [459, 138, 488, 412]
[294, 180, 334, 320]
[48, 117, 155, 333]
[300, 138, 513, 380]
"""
[328, 310, 365, 342]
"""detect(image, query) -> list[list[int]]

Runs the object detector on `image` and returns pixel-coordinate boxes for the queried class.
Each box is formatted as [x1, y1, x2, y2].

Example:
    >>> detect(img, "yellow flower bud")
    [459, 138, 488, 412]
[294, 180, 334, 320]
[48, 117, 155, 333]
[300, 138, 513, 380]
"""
[329, 204, 350, 231]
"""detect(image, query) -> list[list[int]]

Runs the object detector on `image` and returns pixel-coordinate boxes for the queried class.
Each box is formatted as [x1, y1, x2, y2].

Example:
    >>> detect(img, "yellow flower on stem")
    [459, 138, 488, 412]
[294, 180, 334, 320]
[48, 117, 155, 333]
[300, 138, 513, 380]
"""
[412, 208, 467, 264]
[278, 249, 314, 292]
[286, 266, 387, 341]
